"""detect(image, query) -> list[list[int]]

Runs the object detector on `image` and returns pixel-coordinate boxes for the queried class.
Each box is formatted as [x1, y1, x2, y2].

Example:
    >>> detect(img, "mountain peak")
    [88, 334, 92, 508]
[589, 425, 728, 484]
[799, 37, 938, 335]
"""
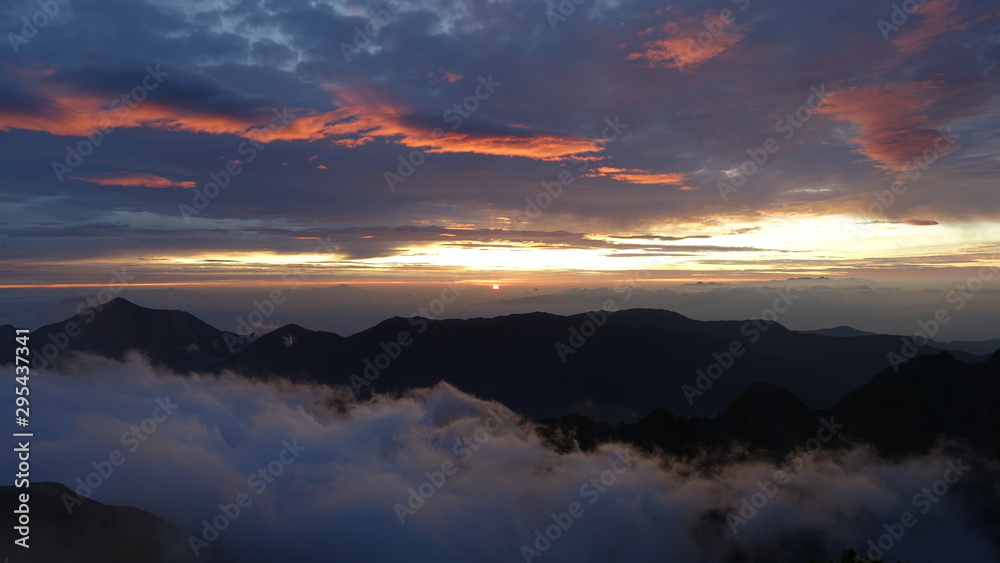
[720, 381, 822, 452]
[31, 298, 231, 371]
[803, 325, 877, 338]
[725, 381, 809, 415]
[102, 296, 144, 311]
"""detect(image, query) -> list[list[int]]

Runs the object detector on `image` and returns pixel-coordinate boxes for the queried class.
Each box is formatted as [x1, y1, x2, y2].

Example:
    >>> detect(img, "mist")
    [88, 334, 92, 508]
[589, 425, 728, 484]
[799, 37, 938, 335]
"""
[12, 353, 1000, 562]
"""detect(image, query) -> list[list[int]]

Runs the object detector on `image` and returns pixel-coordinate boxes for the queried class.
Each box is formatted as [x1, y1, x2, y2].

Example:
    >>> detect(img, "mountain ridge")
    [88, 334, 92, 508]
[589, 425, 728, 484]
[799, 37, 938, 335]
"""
[538, 349, 1000, 460]
[6, 298, 998, 422]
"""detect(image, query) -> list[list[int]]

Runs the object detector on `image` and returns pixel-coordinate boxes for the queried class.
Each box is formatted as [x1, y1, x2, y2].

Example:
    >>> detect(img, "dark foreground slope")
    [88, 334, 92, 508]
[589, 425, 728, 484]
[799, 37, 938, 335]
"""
[0, 482, 225, 563]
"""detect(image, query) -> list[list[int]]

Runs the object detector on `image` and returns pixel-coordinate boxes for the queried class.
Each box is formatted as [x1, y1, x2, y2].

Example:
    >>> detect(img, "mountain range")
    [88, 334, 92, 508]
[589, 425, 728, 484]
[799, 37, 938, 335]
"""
[539, 349, 1000, 460]
[804, 325, 1000, 356]
[6, 298, 996, 423]
[3, 299, 998, 562]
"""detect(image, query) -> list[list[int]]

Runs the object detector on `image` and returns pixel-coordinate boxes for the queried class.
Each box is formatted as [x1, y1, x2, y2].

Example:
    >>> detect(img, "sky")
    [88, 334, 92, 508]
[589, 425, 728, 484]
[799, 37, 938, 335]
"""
[0, 0, 998, 335]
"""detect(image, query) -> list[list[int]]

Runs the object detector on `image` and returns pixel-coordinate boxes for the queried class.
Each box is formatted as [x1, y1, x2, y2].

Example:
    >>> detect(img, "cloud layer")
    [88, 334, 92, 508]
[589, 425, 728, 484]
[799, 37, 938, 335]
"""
[14, 355, 1000, 562]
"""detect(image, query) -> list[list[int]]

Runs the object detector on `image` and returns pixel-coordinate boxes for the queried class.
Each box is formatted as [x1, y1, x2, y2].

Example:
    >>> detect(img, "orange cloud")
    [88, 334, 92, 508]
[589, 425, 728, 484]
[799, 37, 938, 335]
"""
[429, 69, 463, 83]
[253, 86, 604, 161]
[0, 86, 263, 140]
[0, 69, 603, 163]
[0, 66, 269, 139]
[892, 0, 971, 55]
[586, 167, 689, 185]
[71, 172, 195, 188]
[815, 81, 958, 172]
[626, 9, 746, 71]
[903, 218, 939, 226]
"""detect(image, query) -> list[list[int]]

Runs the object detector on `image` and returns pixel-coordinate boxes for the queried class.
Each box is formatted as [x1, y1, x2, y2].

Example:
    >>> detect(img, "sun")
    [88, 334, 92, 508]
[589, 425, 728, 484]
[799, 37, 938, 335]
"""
[492, 284, 501, 290]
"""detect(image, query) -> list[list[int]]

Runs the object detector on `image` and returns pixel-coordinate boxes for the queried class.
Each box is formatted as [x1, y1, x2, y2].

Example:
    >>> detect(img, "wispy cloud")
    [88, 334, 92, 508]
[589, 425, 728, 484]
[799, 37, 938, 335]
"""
[72, 172, 196, 189]
[815, 81, 953, 172]
[892, 0, 972, 55]
[585, 167, 690, 186]
[626, 8, 747, 71]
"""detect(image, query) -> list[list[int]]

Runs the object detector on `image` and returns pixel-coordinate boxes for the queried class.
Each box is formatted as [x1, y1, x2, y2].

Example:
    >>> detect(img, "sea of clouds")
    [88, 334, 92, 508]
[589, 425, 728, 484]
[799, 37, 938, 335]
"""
[12, 353, 1000, 562]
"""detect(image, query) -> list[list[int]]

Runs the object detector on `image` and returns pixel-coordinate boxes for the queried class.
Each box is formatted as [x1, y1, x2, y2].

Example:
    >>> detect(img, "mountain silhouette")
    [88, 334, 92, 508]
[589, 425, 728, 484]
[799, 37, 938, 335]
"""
[806, 324, 1000, 357]
[803, 325, 879, 337]
[27, 298, 239, 372]
[538, 350, 1000, 460]
[833, 350, 1000, 458]
[7, 299, 998, 422]
[220, 323, 348, 378]
[0, 482, 224, 562]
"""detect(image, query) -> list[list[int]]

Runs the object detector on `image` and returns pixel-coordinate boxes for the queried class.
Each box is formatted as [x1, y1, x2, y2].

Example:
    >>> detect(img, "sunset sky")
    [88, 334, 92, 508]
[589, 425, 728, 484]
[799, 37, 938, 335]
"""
[1, 0, 998, 334]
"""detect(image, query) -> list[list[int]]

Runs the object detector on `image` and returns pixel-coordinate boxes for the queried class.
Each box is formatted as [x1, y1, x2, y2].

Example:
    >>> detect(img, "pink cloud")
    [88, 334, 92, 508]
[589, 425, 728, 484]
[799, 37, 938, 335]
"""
[626, 8, 746, 71]
[586, 167, 689, 185]
[815, 81, 958, 172]
[0, 68, 604, 163]
[892, 0, 971, 55]
[71, 172, 195, 189]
